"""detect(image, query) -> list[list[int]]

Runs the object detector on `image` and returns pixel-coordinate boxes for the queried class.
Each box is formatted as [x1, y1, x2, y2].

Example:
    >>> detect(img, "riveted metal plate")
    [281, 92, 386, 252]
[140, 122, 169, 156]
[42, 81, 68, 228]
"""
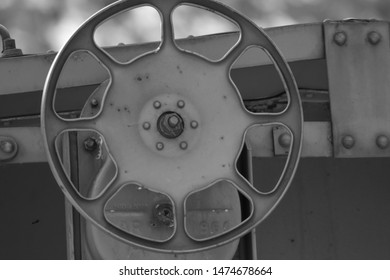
[272, 122, 332, 157]
[325, 20, 390, 157]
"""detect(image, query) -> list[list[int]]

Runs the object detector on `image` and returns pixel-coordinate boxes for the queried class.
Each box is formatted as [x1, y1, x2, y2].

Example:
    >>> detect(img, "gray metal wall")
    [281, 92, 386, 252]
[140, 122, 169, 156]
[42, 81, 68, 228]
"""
[1, 158, 389, 259]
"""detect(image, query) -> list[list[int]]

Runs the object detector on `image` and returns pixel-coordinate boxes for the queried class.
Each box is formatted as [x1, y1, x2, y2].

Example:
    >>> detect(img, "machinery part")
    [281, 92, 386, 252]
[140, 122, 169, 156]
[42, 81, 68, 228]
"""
[0, 136, 18, 161]
[41, 0, 303, 253]
[0, 24, 23, 58]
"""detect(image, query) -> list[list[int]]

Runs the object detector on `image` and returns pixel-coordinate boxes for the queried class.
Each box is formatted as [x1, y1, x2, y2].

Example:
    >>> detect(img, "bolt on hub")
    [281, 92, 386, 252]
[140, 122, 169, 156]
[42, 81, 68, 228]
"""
[157, 111, 185, 139]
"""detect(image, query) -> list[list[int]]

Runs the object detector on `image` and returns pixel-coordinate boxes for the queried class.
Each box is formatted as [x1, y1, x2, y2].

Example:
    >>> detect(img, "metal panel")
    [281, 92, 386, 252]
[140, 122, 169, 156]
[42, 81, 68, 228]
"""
[256, 158, 390, 259]
[0, 163, 67, 259]
[325, 20, 390, 157]
[0, 127, 46, 163]
[246, 122, 332, 158]
[0, 23, 324, 96]
[272, 122, 332, 157]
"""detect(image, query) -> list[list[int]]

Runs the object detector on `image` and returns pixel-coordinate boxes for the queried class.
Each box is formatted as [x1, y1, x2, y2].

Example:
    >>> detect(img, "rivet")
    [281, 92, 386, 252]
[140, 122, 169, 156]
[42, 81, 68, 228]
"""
[342, 135, 355, 149]
[177, 100, 185, 108]
[278, 133, 291, 148]
[142, 122, 151, 130]
[84, 137, 98, 152]
[367, 31, 381, 45]
[153, 101, 161, 109]
[156, 142, 164, 150]
[179, 141, 188, 150]
[90, 98, 99, 107]
[376, 135, 389, 149]
[0, 140, 15, 153]
[190, 120, 199, 129]
[334, 31, 347, 46]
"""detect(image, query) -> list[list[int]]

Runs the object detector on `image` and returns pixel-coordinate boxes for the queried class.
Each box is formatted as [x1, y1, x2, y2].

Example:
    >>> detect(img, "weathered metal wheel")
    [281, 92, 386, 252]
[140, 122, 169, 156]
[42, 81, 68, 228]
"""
[41, 0, 303, 253]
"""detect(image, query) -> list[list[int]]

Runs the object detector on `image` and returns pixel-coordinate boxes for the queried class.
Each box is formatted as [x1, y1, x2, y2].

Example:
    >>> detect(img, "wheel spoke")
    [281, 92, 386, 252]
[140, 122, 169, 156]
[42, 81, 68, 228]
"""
[70, 26, 119, 70]
[45, 113, 102, 143]
[157, 1, 178, 49]
[81, 172, 125, 220]
[221, 36, 250, 70]
[164, 192, 201, 251]
[248, 94, 302, 133]
[229, 170, 275, 220]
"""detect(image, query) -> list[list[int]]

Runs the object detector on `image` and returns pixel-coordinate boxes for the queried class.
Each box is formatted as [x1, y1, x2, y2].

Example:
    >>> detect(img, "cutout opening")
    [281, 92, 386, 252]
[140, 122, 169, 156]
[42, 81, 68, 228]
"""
[172, 4, 240, 61]
[54, 50, 110, 119]
[94, 5, 162, 63]
[245, 124, 291, 194]
[185, 180, 251, 241]
[231, 46, 288, 113]
[55, 129, 116, 200]
[104, 184, 175, 242]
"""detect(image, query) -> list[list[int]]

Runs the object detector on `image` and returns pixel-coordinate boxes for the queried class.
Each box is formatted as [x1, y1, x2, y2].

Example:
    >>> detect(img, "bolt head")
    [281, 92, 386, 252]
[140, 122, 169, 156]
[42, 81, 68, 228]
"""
[0, 140, 15, 153]
[278, 133, 291, 148]
[334, 31, 347, 46]
[342, 135, 355, 149]
[84, 137, 98, 152]
[153, 101, 161, 109]
[368, 31, 381, 45]
[179, 141, 188, 150]
[142, 122, 151, 130]
[90, 98, 99, 107]
[168, 115, 180, 128]
[190, 120, 199, 129]
[177, 100, 185, 108]
[156, 142, 164, 150]
[376, 135, 389, 149]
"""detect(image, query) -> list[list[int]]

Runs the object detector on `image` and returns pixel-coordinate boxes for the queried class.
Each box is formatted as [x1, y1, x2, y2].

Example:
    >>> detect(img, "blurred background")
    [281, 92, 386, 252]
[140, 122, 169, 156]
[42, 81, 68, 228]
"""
[1, 0, 390, 54]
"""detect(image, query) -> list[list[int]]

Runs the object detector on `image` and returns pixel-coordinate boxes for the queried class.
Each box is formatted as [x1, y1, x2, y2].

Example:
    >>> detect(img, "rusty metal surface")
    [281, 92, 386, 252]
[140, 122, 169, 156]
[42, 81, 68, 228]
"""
[325, 20, 390, 157]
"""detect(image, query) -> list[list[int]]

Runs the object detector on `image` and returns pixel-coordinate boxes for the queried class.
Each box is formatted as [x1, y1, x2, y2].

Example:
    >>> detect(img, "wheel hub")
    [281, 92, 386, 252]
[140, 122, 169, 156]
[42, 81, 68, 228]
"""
[157, 111, 184, 139]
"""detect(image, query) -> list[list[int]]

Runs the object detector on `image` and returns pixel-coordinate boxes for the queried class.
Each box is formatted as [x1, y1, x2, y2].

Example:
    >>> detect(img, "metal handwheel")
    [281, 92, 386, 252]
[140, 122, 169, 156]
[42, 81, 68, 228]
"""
[41, 0, 303, 253]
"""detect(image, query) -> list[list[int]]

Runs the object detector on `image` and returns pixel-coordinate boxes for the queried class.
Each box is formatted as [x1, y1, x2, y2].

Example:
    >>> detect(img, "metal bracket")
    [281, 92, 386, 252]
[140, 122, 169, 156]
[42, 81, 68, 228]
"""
[325, 20, 390, 157]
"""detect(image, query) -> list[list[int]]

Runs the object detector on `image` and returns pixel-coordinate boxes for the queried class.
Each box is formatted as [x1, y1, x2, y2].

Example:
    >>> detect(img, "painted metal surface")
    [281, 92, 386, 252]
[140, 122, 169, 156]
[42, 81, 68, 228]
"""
[0, 127, 45, 163]
[0, 121, 333, 164]
[269, 122, 332, 157]
[256, 158, 390, 259]
[0, 135, 18, 161]
[0, 23, 323, 96]
[325, 20, 390, 157]
[76, 86, 240, 259]
[0, 4, 388, 260]
[40, 0, 302, 253]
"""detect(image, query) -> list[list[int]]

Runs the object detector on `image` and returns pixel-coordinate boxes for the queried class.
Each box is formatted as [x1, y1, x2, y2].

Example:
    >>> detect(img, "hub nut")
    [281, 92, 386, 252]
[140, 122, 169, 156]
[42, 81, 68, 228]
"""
[157, 111, 184, 139]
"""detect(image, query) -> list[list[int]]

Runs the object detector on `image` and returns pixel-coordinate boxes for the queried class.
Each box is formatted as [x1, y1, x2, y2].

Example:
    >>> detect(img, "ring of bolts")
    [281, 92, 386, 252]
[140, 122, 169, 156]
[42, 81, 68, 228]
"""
[141, 99, 199, 151]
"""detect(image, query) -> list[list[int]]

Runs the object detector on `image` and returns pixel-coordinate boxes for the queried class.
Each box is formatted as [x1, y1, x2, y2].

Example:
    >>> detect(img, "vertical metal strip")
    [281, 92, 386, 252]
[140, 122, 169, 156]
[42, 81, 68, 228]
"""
[235, 143, 257, 259]
[325, 20, 390, 157]
[61, 133, 75, 260]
